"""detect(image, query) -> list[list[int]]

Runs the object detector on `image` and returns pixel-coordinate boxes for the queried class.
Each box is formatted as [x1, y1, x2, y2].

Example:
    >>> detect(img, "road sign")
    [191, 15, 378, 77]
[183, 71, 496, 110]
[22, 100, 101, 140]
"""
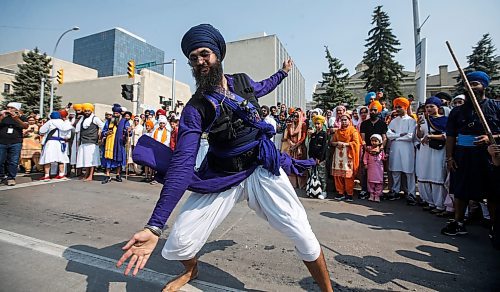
[136, 61, 157, 70]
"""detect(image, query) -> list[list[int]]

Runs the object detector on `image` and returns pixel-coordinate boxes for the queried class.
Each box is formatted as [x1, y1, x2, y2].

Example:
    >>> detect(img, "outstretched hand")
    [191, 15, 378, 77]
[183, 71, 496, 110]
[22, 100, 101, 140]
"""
[282, 58, 293, 73]
[116, 229, 159, 276]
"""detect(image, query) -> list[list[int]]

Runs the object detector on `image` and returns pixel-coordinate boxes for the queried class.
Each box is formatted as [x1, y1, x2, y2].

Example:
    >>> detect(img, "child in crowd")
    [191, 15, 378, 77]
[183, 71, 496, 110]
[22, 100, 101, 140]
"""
[308, 114, 328, 199]
[142, 120, 155, 182]
[363, 134, 386, 202]
[169, 118, 179, 150]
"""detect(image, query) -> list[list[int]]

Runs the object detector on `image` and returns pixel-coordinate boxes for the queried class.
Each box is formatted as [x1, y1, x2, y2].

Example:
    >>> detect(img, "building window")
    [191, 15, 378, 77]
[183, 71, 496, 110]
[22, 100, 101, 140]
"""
[4, 84, 11, 93]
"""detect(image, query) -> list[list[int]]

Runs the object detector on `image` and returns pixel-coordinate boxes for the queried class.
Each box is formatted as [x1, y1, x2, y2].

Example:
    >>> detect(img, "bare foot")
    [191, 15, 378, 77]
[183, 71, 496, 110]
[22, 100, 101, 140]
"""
[83, 177, 93, 182]
[162, 266, 198, 292]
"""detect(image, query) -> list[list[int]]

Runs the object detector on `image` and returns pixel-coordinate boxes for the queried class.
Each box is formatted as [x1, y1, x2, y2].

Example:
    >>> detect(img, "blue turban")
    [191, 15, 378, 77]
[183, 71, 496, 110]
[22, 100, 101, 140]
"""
[466, 71, 490, 88]
[50, 111, 61, 119]
[181, 24, 226, 61]
[365, 92, 376, 105]
[425, 96, 442, 107]
[112, 103, 122, 113]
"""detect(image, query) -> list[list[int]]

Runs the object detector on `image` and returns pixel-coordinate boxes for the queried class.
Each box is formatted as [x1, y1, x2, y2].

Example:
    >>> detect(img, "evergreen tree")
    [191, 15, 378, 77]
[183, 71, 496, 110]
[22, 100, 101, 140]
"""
[361, 5, 405, 102]
[454, 33, 500, 98]
[313, 46, 356, 111]
[2, 48, 61, 115]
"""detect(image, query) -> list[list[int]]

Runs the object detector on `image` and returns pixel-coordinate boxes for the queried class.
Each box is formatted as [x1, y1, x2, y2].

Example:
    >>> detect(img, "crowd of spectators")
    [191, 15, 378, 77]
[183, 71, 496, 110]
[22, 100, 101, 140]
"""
[259, 71, 499, 244]
[0, 102, 179, 185]
[0, 70, 498, 247]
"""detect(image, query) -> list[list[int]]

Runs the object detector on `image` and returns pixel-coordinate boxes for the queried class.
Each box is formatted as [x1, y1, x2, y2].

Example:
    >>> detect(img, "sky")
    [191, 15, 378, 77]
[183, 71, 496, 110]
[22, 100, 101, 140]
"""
[1, 0, 499, 100]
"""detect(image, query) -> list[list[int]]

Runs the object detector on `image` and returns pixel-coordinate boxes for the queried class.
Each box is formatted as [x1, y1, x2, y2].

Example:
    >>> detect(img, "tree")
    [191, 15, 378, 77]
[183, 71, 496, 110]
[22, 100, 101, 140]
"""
[313, 46, 356, 111]
[454, 33, 500, 98]
[361, 5, 405, 102]
[2, 48, 61, 115]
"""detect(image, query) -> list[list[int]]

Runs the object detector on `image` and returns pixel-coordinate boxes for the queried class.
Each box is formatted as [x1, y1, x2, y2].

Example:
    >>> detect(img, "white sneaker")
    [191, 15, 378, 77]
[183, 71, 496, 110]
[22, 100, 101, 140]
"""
[318, 192, 327, 200]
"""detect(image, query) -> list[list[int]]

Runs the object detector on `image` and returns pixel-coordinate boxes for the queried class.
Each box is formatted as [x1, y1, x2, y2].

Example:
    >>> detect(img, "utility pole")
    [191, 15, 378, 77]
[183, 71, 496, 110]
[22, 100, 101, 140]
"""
[412, 0, 428, 105]
[171, 59, 176, 112]
[39, 78, 45, 118]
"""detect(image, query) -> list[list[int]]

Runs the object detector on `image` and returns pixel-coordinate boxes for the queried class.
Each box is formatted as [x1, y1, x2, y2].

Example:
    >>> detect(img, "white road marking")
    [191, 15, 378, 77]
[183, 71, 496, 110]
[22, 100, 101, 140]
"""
[0, 178, 70, 191]
[0, 228, 243, 292]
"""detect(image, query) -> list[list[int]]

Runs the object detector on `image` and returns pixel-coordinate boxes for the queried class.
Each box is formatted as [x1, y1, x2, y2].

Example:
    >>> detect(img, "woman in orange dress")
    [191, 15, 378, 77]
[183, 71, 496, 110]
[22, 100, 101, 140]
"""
[283, 110, 308, 188]
[331, 113, 361, 201]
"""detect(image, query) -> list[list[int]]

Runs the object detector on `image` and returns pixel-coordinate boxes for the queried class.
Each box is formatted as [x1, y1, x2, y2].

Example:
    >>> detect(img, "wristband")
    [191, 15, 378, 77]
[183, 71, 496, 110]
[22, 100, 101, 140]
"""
[144, 225, 162, 237]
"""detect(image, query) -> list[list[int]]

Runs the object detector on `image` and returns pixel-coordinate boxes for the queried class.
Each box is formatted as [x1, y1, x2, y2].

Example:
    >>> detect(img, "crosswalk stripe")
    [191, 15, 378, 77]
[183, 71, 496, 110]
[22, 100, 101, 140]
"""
[0, 228, 244, 292]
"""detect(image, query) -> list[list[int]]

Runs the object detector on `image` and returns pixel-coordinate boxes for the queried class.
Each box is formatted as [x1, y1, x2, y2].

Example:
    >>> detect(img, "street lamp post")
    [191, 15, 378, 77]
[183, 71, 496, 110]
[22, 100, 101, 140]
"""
[49, 26, 79, 114]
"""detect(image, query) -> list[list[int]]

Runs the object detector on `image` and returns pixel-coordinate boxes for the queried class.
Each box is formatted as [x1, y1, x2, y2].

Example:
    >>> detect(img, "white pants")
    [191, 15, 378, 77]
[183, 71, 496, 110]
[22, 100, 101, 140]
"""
[418, 181, 446, 210]
[162, 166, 321, 262]
[392, 171, 415, 195]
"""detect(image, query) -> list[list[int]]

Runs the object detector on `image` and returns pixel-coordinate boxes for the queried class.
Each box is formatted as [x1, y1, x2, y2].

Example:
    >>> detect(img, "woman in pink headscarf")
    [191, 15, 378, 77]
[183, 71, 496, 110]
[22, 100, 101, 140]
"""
[332, 105, 346, 133]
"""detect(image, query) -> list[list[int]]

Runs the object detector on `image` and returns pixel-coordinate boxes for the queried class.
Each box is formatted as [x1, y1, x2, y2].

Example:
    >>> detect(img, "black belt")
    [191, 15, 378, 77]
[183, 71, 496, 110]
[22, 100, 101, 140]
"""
[207, 147, 258, 173]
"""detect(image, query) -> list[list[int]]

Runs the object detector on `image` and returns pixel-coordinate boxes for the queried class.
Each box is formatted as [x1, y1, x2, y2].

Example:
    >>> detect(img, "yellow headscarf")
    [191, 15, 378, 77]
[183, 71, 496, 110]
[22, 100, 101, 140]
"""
[312, 114, 326, 125]
[73, 104, 83, 111]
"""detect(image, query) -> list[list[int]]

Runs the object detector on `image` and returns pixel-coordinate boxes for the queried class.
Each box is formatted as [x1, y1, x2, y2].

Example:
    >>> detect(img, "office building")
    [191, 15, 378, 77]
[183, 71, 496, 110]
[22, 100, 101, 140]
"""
[73, 28, 164, 77]
[224, 33, 306, 109]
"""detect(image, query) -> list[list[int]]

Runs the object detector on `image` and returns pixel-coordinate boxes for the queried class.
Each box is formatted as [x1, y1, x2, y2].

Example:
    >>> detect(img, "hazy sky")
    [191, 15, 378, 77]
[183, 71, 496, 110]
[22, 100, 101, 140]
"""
[1, 0, 499, 100]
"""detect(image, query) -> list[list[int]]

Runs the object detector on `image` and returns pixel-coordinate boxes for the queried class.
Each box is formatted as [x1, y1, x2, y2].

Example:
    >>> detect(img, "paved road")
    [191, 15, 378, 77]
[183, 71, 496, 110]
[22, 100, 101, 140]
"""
[0, 176, 499, 291]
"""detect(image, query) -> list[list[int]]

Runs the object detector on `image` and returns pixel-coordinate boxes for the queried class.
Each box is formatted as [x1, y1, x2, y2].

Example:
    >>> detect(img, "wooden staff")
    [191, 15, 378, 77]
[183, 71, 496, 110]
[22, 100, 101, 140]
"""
[125, 131, 131, 180]
[446, 41, 496, 145]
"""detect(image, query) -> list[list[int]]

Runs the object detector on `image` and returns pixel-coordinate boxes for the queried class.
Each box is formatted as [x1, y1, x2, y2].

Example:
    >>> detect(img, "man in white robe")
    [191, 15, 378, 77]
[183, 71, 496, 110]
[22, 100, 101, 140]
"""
[261, 105, 277, 142]
[386, 97, 417, 203]
[75, 103, 104, 181]
[38, 111, 74, 180]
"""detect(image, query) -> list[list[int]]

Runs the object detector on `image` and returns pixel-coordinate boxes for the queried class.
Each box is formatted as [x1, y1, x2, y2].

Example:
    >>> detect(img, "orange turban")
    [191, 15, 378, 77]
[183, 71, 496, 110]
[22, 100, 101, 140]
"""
[58, 109, 68, 118]
[145, 120, 154, 129]
[82, 103, 94, 112]
[73, 104, 83, 111]
[393, 97, 410, 110]
[369, 101, 382, 113]
[288, 107, 295, 115]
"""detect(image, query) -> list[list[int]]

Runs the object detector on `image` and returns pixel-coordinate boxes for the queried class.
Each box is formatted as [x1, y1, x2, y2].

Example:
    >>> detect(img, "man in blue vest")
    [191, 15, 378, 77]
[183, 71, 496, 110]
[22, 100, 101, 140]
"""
[117, 24, 333, 291]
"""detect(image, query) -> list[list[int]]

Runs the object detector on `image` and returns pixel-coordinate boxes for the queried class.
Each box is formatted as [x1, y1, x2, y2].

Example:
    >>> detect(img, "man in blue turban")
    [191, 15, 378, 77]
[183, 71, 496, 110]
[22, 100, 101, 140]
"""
[365, 91, 376, 106]
[38, 109, 74, 180]
[101, 103, 130, 184]
[442, 70, 500, 243]
[467, 71, 490, 89]
[118, 24, 333, 291]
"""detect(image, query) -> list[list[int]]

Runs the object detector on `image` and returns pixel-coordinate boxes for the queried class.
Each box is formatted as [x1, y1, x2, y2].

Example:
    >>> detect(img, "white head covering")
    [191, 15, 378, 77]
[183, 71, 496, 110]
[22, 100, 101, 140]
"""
[7, 102, 22, 110]
[370, 134, 383, 143]
[158, 115, 168, 124]
[452, 94, 465, 102]
[312, 108, 323, 116]
[121, 106, 128, 112]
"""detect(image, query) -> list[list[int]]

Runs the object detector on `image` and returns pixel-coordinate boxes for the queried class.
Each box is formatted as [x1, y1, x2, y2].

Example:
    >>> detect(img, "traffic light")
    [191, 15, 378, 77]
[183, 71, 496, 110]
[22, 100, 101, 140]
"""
[160, 96, 172, 108]
[56, 69, 64, 84]
[121, 84, 133, 101]
[127, 60, 135, 78]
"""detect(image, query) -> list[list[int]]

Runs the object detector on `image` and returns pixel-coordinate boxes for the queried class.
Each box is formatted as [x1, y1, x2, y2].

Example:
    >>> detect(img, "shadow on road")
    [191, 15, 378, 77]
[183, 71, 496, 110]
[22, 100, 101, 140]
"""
[320, 208, 500, 291]
[63, 239, 262, 292]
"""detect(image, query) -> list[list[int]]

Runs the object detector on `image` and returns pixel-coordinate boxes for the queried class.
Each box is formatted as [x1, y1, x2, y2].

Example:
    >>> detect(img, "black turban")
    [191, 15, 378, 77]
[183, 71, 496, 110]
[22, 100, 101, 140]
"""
[181, 24, 226, 61]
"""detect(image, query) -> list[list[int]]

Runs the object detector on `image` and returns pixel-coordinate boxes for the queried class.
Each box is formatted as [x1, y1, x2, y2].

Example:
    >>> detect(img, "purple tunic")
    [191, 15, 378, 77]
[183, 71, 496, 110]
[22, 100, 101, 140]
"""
[142, 70, 305, 229]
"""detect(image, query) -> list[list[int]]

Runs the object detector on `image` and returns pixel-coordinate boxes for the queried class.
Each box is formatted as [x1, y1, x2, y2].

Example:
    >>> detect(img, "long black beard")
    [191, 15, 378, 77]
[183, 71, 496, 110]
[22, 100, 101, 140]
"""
[192, 61, 223, 91]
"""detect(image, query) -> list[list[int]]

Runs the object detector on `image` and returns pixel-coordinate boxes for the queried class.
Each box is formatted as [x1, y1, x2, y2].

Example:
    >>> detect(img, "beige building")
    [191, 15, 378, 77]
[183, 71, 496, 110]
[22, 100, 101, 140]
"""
[224, 33, 306, 109]
[0, 50, 192, 115]
[313, 62, 500, 107]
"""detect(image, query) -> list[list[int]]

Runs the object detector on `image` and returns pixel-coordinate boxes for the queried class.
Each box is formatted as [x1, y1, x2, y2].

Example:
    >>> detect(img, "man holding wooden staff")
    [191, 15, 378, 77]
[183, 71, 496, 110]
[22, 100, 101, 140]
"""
[441, 71, 500, 238]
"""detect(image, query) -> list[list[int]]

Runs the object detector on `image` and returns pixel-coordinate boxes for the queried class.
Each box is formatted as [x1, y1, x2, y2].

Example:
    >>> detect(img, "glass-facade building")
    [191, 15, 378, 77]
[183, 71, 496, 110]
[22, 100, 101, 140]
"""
[73, 28, 164, 77]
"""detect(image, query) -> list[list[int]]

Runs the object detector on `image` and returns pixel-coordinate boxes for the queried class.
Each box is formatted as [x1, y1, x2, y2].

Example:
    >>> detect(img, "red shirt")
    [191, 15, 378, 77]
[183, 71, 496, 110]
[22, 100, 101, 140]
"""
[170, 126, 178, 150]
